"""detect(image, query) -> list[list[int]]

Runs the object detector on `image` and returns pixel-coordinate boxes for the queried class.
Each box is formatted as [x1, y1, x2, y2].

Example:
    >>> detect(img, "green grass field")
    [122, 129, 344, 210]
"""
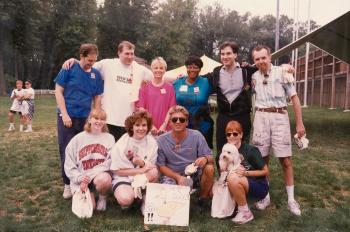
[0, 95, 349, 231]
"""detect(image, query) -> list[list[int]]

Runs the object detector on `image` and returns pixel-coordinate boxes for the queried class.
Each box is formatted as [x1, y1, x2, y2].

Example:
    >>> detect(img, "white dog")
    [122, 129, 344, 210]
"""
[219, 143, 242, 173]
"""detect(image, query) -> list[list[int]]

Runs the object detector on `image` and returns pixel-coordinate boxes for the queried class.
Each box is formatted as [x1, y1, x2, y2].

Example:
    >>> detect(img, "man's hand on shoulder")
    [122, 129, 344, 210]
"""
[62, 58, 78, 70]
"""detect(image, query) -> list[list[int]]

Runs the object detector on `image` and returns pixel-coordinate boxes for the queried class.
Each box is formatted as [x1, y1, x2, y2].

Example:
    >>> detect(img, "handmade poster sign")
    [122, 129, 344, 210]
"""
[144, 183, 190, 226]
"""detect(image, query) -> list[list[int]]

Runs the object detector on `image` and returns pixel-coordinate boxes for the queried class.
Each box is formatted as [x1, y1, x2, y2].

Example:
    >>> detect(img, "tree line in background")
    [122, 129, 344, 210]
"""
[0, 0, 317, 94]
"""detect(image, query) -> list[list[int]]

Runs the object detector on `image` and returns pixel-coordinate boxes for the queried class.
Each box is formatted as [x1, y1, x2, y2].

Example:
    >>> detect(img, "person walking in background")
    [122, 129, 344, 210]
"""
[173, 56, 214, 148]
[135, 57, 176, 136]
[54, 43, 104, 199]
[251, 45, 306, 216]
[64, 109, 115, 213]
[62, 41, 153, 141]
[21, 80, 35, 132]
[8, 80, 26, 132]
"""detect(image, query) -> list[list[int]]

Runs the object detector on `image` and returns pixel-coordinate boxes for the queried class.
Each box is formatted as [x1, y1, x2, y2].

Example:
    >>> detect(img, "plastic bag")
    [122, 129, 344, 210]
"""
[72, 188, 93, 218]
[211, 173, 236, 218]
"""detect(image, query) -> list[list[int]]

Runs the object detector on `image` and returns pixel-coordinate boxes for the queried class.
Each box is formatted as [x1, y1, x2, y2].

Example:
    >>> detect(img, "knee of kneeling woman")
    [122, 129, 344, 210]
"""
[203, 163, 215, 176]
[115, 192, 134, 207]
[146, 167, 159, 182]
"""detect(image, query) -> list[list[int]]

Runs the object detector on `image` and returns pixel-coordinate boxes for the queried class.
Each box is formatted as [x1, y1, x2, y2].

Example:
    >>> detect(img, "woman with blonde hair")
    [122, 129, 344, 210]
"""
[64, 109, 115, 214]
[136, 57, 176, 136]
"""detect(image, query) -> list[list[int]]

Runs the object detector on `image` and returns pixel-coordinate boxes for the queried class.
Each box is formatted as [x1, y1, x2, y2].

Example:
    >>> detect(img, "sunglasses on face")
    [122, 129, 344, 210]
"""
[171, 117, 187, 123]
[226, 132, 239, 137]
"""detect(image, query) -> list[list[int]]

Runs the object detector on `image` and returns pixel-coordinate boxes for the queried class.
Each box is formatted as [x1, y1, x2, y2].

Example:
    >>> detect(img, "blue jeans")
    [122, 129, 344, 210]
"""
[57, 114, 86, 185]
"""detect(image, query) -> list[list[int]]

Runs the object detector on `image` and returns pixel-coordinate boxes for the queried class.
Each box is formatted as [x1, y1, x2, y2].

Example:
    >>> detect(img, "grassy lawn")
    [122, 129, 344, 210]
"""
[0, 95, 349, 231]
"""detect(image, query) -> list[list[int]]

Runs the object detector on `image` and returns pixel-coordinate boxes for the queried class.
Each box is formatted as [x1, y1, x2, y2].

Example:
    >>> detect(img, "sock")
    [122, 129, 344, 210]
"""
[28, 124, 32, 130]
[238, 204, 249, 212]
[20, 124, 24, 131]
[261, 192, 270, 202]
[286, 185, 295, 202]
[99, 194, 107, 200]
[10, 123, 14, 127]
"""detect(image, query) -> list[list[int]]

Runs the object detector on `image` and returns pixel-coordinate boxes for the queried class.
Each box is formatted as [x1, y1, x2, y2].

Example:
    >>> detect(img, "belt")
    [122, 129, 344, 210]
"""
[256, 107, 287, 114]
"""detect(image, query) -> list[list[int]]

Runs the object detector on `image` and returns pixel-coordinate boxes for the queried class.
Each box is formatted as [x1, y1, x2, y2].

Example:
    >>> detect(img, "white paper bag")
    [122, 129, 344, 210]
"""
[211, 178, 236, 218]
[72, 188, 93, 219]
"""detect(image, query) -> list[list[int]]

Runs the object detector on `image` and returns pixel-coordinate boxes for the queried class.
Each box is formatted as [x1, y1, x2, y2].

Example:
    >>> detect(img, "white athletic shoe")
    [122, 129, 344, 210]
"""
[63, 185, 72, 199]
[231, 209, 254, 224]
[288, 200, 301, 216]
[8, 125, 15, 131]
[255, 195, 271, 210]
[96, 196, 107, 211]
[24, 128, 33, 133]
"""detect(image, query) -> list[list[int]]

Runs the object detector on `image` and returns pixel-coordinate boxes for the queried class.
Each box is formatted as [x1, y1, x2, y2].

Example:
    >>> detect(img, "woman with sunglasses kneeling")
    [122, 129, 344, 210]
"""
[110, 110, 158, 213]
[225, 120, 269, 224]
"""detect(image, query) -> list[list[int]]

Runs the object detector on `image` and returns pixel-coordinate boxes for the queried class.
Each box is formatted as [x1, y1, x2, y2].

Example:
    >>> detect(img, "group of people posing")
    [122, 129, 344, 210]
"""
[54, 40, 306, 225]
[8, 80, 35, 132]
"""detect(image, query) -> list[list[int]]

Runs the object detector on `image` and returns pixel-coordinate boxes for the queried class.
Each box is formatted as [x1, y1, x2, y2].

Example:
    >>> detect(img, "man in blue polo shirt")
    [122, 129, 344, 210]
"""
[54, 43, 104, 199]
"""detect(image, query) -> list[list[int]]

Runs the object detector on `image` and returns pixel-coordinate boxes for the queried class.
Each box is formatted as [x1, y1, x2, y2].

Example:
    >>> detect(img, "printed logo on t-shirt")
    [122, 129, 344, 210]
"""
[160, 88, 166, 94]
[90, 73, 96, 79]
[116, 75, 132, 84]
[78, 144, 109, 170]
[194, 87, 200, 93]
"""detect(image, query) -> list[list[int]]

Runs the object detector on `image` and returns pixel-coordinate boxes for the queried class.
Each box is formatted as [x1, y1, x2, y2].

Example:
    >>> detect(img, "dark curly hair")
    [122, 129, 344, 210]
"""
[125, 109, 153, 137]
[185, 55, 203, 69]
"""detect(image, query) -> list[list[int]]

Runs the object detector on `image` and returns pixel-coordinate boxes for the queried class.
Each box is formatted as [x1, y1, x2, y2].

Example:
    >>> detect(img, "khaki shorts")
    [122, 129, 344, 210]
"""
[252, 110, 292, 158]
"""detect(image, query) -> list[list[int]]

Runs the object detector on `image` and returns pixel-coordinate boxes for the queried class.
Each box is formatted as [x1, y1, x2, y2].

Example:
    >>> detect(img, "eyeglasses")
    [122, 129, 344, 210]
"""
[226, 132, 239, 137]
[171, 117, 187, 123]
[263, 74, 269, 85]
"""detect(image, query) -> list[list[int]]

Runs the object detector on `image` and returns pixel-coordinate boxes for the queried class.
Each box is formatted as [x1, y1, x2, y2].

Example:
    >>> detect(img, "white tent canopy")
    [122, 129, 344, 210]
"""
[164, 55, 222, 82]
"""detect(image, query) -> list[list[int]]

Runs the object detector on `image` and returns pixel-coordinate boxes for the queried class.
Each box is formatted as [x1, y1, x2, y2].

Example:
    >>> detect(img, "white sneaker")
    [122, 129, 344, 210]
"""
[24, 128, 33, 133]
[288, 200, 301, 216]
[63, 185, 72, 199]
[96, 196, 107, 211]
[255, 194, 271, 210]
[8, 125, 15, 131]
[231, 209, 254, 224]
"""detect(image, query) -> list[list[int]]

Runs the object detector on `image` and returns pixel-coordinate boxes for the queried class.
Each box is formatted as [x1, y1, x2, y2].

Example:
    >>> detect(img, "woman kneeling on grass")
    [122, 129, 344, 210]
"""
[226, 120, 269, 224]
[110, 109, 158, 213]
[64, 109, 115, 212]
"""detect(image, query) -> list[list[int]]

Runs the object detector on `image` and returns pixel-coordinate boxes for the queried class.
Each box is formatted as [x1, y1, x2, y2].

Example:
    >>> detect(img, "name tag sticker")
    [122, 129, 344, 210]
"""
[160, 88, 166, 94]
[194, 87, 200, 93]
[90, 73, 96, 79]
[179, 85, 188, 92]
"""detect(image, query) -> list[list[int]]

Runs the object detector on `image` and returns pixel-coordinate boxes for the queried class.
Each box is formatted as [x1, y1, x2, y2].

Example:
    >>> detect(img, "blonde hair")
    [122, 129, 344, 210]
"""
[168, 105, 189, 119]
[84, 109, 108, 133]
[151, 57, 167, 70]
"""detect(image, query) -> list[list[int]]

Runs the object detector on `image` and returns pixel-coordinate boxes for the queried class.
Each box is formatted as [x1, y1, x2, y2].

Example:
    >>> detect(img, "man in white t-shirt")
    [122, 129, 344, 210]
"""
[63, 41, 152, 141]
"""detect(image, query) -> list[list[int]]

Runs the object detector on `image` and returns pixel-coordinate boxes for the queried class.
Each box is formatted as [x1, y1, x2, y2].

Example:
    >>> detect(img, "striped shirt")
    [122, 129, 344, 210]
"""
[252, 65, 296, 108]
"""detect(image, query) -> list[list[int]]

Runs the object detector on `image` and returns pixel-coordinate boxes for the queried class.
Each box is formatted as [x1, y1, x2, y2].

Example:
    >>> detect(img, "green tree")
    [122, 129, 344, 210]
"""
[141, 0, 198, 69]
[97, 0, 155, 59]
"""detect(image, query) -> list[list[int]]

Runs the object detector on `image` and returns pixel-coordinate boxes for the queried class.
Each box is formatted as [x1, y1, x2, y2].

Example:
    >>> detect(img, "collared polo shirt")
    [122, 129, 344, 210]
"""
[219, 63, 243, 103]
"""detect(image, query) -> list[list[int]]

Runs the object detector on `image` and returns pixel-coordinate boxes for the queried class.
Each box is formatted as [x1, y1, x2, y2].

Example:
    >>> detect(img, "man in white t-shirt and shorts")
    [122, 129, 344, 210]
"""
[63, 41, 153, 141]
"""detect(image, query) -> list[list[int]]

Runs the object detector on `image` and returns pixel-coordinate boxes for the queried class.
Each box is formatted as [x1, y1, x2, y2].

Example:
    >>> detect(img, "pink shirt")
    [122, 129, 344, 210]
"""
[136, 82, 176, 130]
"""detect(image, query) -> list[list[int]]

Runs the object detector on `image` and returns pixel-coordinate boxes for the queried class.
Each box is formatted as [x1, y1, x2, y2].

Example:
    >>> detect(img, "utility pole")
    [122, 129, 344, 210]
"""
[303, 0, 311, 107]
[275, 0, 280, 65]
